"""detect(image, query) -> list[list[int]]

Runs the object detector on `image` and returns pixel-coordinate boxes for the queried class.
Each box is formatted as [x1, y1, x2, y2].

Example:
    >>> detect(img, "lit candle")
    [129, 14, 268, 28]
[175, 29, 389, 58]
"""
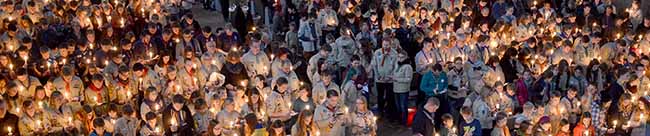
[64, 92, 70, 100]
[641, 114, 645, 121]
[93, 96, 99, 104]
[7, 126, 11, 135]
[38, 101, 43, 109]
[68, 116, 73, 125]
[240, 81, 246, 87]
[126, 91, 132, 99]
[155, 104, 160, 111]
[120, 18, 125, 27]
[305, 105, 310, 110]
[193, 77, 198, 87]
[613, 120, 618, 129]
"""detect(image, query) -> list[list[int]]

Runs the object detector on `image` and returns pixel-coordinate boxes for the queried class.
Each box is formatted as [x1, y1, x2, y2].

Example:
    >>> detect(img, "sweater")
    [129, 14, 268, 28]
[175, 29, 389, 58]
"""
[459, 119, 482, 136]
[393, 64, 413, 93]
[419, 71, 448, 96]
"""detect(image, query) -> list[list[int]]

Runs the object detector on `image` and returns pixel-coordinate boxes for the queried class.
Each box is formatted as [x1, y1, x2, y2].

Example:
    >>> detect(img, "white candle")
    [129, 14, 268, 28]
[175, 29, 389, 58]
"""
[120, 18, 125, 27]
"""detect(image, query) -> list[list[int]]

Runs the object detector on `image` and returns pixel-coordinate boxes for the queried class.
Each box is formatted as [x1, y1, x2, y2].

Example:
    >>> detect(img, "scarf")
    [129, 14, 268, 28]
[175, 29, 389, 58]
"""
[89, 83, 104, 102]
[117, 78, 130, 87]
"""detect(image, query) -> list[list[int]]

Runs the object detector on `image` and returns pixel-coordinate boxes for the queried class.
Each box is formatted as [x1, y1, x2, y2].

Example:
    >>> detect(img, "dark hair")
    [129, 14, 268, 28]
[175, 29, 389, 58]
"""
[93, 118, 105, 127]
[132, 63, 145, 71]
[326, 90, 339, 98]
[276, 77, 288, 86]
[92, 74, 104, 81]
[173, 94, 185, 104]
[15, 68, 27, 76]
[145, 112, 157, 120]
[194, 98, 207, 110]
[123, 104, 134, 115]
[433, 64, 443, 72]
[320, 45, 332, 52]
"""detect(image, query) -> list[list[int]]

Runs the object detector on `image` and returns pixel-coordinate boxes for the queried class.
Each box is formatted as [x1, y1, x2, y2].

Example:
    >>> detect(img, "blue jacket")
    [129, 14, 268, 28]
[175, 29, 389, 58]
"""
[89, 131, 112, 136]
[419, 71, 448, 96]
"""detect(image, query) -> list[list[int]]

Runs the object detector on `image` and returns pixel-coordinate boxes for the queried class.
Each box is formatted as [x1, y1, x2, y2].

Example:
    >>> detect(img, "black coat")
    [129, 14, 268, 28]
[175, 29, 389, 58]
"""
[0, 113, 20, 136]
[162, 104, 195, 135]
[411, 107, 436, 136]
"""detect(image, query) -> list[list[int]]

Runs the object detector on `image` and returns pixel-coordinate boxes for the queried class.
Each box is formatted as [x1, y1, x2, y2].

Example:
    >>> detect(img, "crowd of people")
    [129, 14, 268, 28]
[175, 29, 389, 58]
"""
[0, 0, 648, 135]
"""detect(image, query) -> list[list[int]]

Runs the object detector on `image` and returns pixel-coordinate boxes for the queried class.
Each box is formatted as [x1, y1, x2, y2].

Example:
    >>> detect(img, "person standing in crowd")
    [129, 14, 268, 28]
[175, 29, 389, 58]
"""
[314, 90, 346, 136]
[292, 110, 318, 136]
[412, 97, 439, 136]
[162, 94, 195, 135]
[372, 38, 397, 118]
[0, 99, 19, 136]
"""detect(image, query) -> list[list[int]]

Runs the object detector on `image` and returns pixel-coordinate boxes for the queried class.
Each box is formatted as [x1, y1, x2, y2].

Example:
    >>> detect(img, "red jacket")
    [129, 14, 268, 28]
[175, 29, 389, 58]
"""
[572, 123, 595, 136]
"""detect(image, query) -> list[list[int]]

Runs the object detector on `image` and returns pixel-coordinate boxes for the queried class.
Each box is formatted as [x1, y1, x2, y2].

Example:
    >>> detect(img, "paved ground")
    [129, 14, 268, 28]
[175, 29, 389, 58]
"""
[190, 5, 412, 136]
